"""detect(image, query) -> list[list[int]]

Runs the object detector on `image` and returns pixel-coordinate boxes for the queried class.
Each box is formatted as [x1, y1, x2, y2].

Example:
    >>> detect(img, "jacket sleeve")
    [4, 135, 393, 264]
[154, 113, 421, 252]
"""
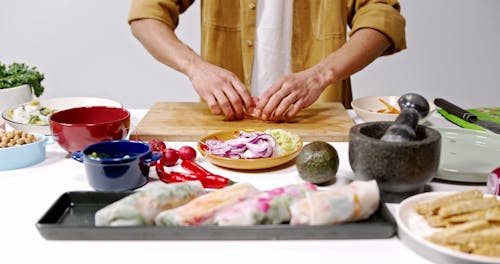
[128, 0, 194, 29]
[348, 0, 406, 55]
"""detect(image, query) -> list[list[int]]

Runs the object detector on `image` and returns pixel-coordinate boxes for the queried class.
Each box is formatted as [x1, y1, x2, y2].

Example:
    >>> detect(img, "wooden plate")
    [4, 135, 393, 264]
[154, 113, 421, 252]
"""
[197, 129, 302, 170]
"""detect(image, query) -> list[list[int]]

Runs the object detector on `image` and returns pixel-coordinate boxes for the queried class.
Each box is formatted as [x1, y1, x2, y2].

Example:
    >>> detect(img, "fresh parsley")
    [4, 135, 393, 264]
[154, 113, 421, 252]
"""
[0, 62, 45, 97]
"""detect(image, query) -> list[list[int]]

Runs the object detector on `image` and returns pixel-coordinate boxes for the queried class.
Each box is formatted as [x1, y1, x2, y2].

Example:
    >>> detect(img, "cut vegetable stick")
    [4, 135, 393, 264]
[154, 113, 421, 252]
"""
[438, 197, 500, 218]
[414, 190, 484, 215]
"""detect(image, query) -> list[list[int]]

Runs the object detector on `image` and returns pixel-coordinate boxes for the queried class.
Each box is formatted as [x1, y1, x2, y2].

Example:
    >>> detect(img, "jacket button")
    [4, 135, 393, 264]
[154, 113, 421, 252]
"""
[248, 3, 256, 10]
[247, 40, 253, 47]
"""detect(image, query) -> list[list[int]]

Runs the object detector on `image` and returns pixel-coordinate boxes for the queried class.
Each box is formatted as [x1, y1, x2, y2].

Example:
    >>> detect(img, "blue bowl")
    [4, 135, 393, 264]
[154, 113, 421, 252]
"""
[0, 133, 48, 171]
[72, 140, 162, 191]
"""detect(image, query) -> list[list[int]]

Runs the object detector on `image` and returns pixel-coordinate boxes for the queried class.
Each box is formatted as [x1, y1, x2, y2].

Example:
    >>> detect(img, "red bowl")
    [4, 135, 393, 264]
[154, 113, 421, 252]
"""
[49, 106, 130, 153]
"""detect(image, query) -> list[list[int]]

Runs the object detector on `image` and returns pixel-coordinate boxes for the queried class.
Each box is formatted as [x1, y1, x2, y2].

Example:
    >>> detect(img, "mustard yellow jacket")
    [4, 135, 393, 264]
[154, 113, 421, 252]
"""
[129, 0, 406, 108]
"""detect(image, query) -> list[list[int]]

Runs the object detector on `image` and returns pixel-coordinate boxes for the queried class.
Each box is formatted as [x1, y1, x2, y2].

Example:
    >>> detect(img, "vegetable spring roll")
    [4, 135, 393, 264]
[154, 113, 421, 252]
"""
[155, 182, 260, 226]
[290, 180, 380, 225]
[95, 181, 205, 226]
[215, 183, 317, 226]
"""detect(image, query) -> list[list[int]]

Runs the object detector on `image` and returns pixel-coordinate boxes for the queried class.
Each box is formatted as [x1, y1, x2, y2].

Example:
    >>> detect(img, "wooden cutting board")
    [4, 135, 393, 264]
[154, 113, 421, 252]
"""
[132, 102, 354, 142]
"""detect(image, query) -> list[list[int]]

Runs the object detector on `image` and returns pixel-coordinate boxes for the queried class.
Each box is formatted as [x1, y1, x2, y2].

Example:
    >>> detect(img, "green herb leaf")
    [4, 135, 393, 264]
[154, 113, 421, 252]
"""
[0, 62, 45, 97]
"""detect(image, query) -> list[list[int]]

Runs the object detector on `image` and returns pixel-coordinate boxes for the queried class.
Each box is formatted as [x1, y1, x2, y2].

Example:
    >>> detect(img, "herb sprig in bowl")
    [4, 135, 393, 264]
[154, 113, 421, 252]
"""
[0, 62, 45, 97]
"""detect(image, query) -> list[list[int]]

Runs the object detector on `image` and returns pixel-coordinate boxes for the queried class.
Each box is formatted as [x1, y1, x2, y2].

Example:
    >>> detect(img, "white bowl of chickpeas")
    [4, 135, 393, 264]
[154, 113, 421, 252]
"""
[0, 130, 48, 171]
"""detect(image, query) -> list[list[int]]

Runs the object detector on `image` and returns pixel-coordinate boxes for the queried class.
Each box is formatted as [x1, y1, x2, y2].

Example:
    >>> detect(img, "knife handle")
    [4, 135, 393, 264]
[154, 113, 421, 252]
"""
[434, 98, 478, 122]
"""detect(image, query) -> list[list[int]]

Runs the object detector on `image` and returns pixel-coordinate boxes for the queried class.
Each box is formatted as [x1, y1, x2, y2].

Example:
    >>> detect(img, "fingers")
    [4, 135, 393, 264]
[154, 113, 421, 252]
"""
[284, 98, 304, 121]
[231, 79, 253, 113]
[264, 93, 302, 122]
[212, 88, 238, 120]
[204, 78, 249, 121]
[192, 66, 249, 120]
[260, 83, 297, 122]
[254, 78, 285, 120]
[220, 84, 244, 120]
[204, 95, 222, 116]
[199, 84, 236, 119]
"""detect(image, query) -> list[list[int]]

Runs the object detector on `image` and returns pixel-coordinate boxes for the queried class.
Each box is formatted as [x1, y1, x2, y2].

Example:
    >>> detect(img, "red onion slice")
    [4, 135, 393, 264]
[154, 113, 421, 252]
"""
[487, 167, 500, 195]
[204, 131, 278, 159]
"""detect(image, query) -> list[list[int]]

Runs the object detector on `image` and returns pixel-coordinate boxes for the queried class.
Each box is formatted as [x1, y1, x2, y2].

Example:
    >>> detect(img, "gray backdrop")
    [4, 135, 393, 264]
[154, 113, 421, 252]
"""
[1, 0, 499, 109]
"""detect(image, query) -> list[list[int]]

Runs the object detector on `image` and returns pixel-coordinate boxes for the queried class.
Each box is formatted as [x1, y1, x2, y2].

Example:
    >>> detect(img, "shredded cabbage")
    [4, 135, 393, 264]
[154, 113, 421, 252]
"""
[265, 129, 300, 156]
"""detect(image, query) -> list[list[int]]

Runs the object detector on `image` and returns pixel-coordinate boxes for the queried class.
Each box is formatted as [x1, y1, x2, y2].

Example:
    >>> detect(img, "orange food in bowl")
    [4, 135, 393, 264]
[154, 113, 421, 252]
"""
[352, 95, 436, 124]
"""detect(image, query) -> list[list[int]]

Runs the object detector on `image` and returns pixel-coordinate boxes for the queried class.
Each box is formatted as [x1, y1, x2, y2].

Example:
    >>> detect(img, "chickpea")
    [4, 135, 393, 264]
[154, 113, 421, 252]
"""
[0, 130, 38, 148]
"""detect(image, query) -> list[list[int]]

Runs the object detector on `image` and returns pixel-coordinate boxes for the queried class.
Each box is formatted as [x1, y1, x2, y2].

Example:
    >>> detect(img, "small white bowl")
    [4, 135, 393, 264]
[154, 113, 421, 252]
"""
[0, 84, 33, 113]
[2, 97, 123, 135]
[351, 95, 436, 124]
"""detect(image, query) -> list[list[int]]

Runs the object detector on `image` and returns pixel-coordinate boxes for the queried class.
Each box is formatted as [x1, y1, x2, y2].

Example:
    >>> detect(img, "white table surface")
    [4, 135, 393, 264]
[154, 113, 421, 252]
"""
[0, 109, 487, 264]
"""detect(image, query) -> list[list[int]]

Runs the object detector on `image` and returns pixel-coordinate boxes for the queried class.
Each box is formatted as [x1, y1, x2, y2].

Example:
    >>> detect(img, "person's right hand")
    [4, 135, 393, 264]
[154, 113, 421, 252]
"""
[129, 19, 253, 120]
[186, 60, 253, 120]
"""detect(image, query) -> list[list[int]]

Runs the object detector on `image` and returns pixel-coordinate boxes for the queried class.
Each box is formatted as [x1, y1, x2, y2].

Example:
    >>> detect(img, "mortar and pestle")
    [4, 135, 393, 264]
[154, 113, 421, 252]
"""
[349, 93, 441, 193]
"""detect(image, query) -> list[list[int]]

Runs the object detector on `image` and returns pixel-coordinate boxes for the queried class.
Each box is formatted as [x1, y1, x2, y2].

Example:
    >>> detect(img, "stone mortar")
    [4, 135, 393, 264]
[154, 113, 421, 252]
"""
[349, 121, 441, 193]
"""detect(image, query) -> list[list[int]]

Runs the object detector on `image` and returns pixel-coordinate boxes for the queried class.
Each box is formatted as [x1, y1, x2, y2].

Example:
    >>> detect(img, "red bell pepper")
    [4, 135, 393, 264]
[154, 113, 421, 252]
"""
[156, 157, 234, 189]
[181, 159, 214, 176]
[181, 160, 235, 188]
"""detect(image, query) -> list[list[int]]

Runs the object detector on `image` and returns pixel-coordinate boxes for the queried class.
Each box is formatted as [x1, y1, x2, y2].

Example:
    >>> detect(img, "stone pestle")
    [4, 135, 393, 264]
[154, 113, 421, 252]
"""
[380, 93, 430, 142]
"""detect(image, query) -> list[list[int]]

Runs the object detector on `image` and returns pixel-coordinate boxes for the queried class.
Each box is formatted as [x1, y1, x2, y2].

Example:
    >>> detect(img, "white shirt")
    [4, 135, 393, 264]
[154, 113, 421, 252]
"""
[250, 0, 293, 97]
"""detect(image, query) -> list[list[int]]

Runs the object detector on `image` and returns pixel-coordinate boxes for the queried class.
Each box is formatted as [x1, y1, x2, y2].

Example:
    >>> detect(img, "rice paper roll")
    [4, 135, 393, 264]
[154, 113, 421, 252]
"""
[215, 183, 317, 226]
[95, 181, 205, 226]
[290, 180, 380, 225]
[155, 182, 261, 226]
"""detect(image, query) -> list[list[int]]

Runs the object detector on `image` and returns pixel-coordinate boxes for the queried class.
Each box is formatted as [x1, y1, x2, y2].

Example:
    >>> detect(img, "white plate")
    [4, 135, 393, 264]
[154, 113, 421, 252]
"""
[396, 191, 500, 264]
[2, 97, 123, 135]
[433, 127, 500, 183]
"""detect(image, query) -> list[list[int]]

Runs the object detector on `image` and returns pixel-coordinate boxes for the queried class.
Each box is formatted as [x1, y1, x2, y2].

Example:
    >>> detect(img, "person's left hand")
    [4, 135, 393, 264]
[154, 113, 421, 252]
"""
[253, 67, 329, 122]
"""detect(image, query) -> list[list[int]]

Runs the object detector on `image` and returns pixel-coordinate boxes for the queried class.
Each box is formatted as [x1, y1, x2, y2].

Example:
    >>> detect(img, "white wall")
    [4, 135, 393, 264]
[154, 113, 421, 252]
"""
[353, 0, 500, 108]
[1, 0, 499, 109]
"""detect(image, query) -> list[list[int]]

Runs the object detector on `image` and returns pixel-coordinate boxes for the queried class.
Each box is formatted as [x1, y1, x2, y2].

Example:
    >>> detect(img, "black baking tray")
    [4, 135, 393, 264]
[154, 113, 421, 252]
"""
[36, 191, 396, 240]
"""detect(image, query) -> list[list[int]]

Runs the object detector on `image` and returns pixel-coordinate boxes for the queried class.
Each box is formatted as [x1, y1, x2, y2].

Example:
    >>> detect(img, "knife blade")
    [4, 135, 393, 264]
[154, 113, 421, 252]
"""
[434, 98, 500, 135]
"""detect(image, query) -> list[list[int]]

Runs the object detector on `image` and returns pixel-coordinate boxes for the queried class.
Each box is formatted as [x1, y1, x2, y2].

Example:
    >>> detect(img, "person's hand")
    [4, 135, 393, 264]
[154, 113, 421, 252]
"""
[254, 67, 330, 122]
[186, 60, 253, 120]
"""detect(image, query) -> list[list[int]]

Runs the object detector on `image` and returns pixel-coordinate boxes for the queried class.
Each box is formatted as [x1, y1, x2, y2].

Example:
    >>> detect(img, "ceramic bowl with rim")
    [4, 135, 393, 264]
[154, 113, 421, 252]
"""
[71, 140, 162, 191]
[351, 95, 437, 124]
[50, 106, 130, 153]
[0, 132, 48, 171]
[2, 97, 123, 135]
[197, 129, 303, 170]
[433, 127, 500, 183]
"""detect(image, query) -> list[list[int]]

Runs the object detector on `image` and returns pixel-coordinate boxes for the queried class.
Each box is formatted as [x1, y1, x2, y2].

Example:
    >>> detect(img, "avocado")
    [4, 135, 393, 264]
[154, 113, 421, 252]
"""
[296, 141, 339, 185]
